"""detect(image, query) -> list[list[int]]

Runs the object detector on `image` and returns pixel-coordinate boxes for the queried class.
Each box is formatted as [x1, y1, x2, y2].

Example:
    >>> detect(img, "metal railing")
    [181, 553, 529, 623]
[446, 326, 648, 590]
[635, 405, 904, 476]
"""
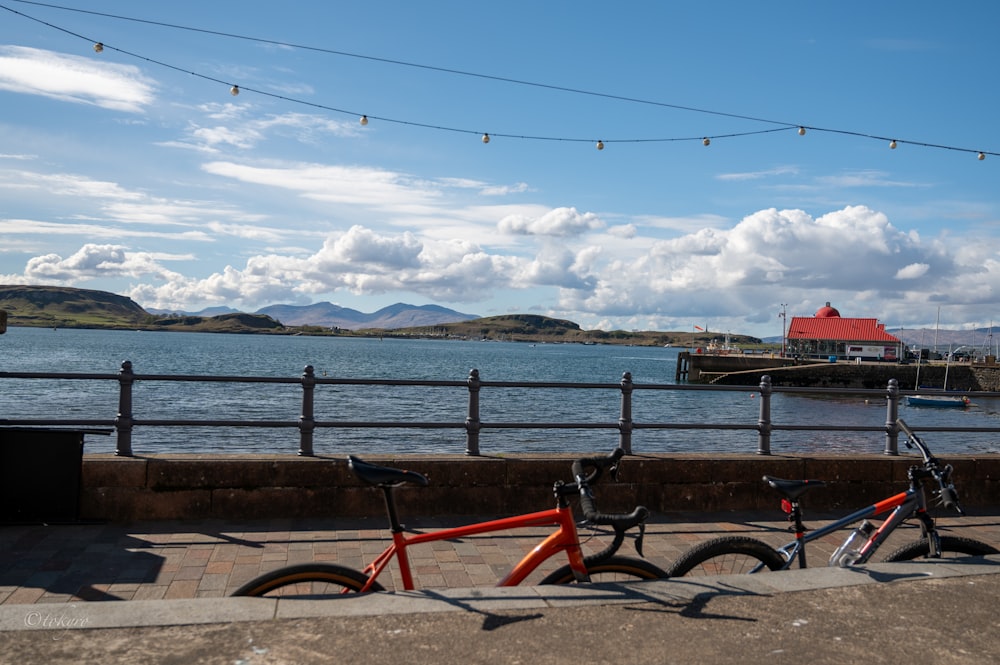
[3, 363, 1000, 456]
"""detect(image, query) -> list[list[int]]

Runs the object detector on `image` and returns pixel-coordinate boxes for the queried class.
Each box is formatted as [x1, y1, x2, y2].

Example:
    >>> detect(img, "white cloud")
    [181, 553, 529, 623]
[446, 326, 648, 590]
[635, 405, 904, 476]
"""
[22, 244, 182, 282]
[498, 207, 603, 237]
[173, 110, 357, 152]
[201, 160, 444, 208]
[608, 224, 637, 239]
[0, 46, 155, 112]
[716, 166, 799, 181]
[555, 205, 965, 325]
[895, 263, 930, 279]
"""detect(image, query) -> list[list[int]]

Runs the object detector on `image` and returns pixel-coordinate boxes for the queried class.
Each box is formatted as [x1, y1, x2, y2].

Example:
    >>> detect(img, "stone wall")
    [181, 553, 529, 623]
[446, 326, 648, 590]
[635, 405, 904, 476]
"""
[79, 453, 1000, 522]
[685, 354, 1000, 390]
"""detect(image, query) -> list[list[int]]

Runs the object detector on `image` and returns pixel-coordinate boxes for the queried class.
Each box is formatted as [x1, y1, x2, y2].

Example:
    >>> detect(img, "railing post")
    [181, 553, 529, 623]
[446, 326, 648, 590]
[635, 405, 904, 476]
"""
[298, 365, 315, 456]
[465, 368, 481, 456]
[114, 360, 134, 457]
[884, 378, 900, 455]
[757, 375, 772, 455]
[618, 372, 634, 454]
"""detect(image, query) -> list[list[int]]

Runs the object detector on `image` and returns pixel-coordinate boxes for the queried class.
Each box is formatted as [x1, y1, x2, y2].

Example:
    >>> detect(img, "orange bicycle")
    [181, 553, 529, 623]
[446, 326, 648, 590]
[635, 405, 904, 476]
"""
[233, 448, 666, 596]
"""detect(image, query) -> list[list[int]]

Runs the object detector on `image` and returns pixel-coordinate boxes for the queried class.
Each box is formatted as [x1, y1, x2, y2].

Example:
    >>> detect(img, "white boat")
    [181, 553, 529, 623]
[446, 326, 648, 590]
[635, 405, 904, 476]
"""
[907, 344, 969, 407]
[906, 394, 970, 408]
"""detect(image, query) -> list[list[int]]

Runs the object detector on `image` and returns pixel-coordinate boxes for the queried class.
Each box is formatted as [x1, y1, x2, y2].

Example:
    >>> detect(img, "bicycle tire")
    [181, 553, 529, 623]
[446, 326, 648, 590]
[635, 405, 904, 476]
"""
[232, 563, 384, 597]
[666, 536, 786, 576]
[881, 535, 999, 562]
[538, 556, 668, 585]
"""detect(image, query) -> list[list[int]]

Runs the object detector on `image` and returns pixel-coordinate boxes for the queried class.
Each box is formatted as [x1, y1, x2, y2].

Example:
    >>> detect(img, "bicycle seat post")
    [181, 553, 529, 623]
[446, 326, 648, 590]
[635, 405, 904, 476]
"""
[787, 499, 806, 536]
[380, 486, 405, 533]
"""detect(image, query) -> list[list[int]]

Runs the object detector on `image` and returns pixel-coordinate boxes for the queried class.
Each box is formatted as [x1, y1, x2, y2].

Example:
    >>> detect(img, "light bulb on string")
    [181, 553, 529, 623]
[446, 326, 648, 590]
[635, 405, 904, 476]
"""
[702, 137, 711, 146]
[798, 127, 806, 136]
[482, 133, 490, 144]
[596, 140, 604, 150]
[979, 152, 986, 161]
[230, 85, 240, 96]
[889, 140, 897, 149]
[359, 115, 368, 126]
[93, 43, 104, 53]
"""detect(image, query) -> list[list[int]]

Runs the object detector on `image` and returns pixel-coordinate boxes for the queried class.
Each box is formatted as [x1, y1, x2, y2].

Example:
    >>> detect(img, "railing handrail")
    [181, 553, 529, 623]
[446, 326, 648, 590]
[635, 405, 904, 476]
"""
[5, 364, 1000, 457]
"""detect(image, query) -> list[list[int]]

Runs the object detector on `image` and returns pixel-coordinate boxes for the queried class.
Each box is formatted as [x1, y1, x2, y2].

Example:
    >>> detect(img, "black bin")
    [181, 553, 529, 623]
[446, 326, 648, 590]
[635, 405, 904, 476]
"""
[0, 428, 103, 524]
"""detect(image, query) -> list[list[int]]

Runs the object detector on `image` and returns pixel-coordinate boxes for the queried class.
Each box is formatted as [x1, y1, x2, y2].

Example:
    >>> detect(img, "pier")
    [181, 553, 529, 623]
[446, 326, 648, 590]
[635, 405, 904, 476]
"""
[678, 351, 1000, 390]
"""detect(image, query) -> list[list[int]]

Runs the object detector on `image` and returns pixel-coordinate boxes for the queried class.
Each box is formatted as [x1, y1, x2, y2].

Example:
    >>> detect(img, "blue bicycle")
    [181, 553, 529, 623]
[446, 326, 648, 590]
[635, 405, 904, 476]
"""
[668, 418, 998, 576]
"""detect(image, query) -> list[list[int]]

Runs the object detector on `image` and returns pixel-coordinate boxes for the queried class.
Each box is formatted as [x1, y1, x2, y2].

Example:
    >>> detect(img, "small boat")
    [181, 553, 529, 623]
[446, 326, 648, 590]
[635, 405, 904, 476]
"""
[906, 394, 970, 408]
[906, 342, 969, 407]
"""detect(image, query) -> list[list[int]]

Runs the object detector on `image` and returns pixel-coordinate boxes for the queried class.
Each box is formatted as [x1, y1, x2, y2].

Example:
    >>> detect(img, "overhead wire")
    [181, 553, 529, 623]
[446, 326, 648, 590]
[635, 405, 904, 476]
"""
[1, 0, 995, 157]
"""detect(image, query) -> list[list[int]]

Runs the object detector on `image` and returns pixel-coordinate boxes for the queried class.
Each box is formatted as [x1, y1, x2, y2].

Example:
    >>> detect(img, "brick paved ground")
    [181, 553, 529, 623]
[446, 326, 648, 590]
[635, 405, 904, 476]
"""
[3, 507, 999, 604]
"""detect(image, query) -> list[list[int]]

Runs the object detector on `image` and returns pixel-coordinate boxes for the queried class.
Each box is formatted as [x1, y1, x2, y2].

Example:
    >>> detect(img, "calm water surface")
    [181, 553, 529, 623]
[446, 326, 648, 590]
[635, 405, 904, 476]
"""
[2, 327, 999, 456]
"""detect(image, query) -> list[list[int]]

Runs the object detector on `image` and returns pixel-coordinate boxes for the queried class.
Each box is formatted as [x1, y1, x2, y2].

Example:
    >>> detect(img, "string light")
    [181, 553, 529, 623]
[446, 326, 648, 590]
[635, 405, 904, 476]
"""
[359, 115, 368, 126]
[1, 1, 996, 161]
[596, 140, 604, 150]
[890, 140, 897, 149]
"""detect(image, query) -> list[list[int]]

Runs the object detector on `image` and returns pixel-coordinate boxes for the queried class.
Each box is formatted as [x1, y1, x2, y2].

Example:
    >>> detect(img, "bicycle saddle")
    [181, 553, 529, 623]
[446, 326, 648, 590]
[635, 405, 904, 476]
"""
[348, 455, 430, 487]
[762, 476, 825, 501]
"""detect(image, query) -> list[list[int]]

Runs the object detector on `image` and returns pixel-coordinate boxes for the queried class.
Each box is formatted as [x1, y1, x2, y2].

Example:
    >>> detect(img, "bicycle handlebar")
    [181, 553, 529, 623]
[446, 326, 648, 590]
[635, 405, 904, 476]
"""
[570, 447, 625, 488]
[561, 448, 651, 557]
[896, 418, 964, 515]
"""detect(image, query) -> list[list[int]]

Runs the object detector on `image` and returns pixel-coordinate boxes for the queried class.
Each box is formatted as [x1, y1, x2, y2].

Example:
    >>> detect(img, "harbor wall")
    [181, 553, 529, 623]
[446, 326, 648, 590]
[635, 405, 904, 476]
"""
[79, 453, 1000, 522]
[683, 354, 1000, 390]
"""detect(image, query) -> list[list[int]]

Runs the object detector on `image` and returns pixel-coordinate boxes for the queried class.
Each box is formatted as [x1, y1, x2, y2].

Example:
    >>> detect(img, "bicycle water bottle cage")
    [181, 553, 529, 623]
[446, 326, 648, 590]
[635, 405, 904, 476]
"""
[348, 455, 430, 488]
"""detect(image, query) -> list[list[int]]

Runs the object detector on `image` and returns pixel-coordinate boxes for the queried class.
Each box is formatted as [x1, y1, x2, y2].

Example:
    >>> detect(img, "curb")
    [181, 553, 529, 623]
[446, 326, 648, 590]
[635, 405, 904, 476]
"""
[3, 557, 999, 633]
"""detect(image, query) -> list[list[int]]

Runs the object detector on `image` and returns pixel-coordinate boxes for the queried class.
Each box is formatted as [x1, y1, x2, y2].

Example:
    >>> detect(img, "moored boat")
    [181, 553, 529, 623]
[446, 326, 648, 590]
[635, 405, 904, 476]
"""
[906, 394, 970, 408]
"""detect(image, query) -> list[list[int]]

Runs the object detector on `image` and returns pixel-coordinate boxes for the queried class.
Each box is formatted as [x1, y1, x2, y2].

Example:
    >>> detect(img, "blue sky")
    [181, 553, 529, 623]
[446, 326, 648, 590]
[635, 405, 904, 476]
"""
[1, 1, 998, 339]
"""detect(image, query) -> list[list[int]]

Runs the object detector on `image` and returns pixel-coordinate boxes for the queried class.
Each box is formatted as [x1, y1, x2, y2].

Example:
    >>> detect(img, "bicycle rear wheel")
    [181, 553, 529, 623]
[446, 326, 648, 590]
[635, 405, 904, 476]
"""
[232, 563, 383, 597]
[539, 556, 667, 585]
[667, 536, 786, 576]
[882, 535, 999, 562]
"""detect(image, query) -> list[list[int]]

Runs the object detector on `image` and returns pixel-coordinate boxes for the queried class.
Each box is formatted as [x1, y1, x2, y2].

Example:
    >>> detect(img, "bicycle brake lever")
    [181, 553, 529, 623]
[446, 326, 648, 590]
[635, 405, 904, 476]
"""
[634, 522, 646, 558]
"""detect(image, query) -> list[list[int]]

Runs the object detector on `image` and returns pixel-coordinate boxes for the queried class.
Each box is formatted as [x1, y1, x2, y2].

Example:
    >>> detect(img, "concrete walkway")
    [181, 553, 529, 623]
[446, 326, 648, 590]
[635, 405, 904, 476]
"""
[2, 509, 1000, 663]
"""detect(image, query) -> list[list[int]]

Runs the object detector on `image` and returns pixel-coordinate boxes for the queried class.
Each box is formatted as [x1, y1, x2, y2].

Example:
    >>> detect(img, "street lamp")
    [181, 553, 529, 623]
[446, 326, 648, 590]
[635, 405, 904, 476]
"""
[779, 304, 788, 357]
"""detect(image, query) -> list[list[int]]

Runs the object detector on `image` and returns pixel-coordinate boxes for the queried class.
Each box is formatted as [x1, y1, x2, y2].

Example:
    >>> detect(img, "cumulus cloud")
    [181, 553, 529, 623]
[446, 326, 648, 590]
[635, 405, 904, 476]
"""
[498, 207, 603, 237]
[555, 205, 964, 327]
[21, 244, 181, 282]
[0, 46, 155, 112]
[895, 263, 930, 279]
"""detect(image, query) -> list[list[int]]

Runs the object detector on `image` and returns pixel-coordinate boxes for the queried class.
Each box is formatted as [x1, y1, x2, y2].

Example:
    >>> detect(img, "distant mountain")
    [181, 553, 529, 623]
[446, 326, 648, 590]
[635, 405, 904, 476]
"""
[255, 302, 479, 330]
[148, 305, 240, 317]
[890, 327, 997, 351]
[147, 301, 479, 330]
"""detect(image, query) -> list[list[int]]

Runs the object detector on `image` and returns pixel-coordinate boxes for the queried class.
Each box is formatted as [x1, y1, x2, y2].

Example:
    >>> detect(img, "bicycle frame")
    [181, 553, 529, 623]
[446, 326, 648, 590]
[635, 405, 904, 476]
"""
[357, 504, 588, 592]
[776, 485, 929, 569]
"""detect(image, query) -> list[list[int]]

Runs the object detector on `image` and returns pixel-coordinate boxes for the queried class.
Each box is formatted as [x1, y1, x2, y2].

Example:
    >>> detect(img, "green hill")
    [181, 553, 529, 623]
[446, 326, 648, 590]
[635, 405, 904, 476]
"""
[0, 285, 147, 328]
[0, 285, 283, 332]
[361, 313, 761, 347]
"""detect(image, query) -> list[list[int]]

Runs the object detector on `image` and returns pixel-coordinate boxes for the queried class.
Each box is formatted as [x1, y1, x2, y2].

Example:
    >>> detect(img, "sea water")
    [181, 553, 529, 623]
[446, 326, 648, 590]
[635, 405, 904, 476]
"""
[1, 326, 998, 456]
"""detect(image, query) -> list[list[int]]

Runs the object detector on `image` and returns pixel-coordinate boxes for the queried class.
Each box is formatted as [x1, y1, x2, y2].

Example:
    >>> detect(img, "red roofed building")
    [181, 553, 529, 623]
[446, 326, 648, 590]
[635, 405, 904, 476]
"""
[786, 302, 902, 361]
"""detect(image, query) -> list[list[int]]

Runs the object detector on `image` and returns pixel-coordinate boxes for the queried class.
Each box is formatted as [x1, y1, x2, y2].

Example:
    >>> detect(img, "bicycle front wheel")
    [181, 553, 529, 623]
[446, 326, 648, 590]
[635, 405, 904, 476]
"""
[232, 563, 384, 597]
[539, 556, 667, 585]
[882, 535, 999, 562]
[667, 536, 786, 576]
